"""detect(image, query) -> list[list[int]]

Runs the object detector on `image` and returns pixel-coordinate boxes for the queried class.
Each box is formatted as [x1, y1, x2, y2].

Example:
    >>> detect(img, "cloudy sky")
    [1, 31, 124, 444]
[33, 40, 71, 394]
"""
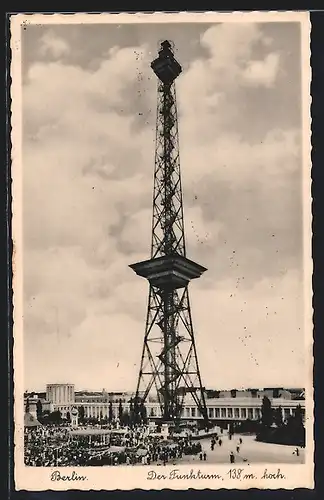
[21, 19, 308, 392]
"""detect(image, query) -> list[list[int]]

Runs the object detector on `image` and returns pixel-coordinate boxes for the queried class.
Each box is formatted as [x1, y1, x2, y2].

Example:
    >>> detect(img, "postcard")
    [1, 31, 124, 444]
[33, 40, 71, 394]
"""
[10, 10, 313, 491]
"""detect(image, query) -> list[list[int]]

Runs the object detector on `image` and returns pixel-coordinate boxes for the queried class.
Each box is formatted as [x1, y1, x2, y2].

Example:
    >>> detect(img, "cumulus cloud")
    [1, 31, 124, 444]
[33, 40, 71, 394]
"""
[191, 269, 305, 389]
[21, 23, 306, 391]
[38, 30, 70, 58]
[242, 53, 280, 87]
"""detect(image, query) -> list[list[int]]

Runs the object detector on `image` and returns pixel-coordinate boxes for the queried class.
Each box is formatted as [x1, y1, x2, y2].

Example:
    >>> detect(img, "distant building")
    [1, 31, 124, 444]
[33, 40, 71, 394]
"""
[74, 390, 146, 404]
[205, 387, 299, 400]
[46, 383, 75, 405]
[29, 384, 305, 425]
[24, 396, 53, 418]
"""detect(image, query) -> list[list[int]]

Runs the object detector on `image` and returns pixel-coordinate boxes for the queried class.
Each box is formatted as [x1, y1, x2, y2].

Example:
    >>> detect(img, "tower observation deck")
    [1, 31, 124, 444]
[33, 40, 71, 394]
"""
[130, 40, 209, 425]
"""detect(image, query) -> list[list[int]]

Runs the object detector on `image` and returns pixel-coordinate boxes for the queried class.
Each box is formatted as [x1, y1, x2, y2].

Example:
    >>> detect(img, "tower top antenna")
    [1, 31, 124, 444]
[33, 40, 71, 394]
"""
[160, 40, 173, 52]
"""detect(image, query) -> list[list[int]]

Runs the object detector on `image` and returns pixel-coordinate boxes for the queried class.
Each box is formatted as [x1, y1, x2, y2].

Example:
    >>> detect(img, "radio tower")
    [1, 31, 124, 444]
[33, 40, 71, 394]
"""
[130, 41, 208, 425]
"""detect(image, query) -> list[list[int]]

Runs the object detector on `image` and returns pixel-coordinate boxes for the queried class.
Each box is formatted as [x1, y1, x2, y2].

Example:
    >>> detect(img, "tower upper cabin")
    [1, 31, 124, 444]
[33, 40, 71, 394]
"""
[151, 40, 182, 84]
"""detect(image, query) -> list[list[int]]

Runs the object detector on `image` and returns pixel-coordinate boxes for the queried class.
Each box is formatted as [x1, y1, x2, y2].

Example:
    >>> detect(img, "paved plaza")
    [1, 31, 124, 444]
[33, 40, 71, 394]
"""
[171, 434, 305, 465]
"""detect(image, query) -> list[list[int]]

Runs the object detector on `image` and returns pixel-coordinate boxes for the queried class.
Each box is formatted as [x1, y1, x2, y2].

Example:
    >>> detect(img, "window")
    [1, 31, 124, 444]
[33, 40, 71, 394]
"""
[215, 408, 220, 418]
[248, 408, 254, 419]
[234, 408, 240, 419]
[255, 408, 261, 419]
[221, 408, 226, 418]
[284, 408, 290, 419]
[241, 408, 247, 419]
[191, 407, 196, 417]
[228, 408, 233, 418]
[208, 407, 214, 418]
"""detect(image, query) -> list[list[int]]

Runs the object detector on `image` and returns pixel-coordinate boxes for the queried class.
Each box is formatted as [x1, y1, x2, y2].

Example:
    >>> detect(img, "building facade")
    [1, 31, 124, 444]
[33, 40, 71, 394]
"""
[25, 384, 305, 425]
[46, 383, 75, 405]
[49, 395, 306, 425]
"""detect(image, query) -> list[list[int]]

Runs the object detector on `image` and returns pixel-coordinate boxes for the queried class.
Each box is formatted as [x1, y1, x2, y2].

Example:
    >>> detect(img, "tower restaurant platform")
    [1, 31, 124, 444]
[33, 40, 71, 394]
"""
[129, 255, 207, 290]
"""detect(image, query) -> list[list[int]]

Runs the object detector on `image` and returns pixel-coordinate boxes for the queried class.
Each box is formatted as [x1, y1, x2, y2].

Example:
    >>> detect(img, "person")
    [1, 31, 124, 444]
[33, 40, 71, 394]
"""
[236, 445, 240, 453]
[218, 439, 222, 447]
[230, 452, 235, 464]
[239, 438, 242, 445]
[203, 452, 207, 461]
[199, 452, 203, 461]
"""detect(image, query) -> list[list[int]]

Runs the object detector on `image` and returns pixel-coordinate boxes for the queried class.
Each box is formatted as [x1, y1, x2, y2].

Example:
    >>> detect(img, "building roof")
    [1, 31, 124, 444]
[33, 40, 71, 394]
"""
[70, 428, 111, 436]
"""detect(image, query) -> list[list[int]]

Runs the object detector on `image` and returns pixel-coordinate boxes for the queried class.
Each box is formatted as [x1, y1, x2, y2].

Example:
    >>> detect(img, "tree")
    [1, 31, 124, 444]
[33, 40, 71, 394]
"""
[36, 399, 42, 420]
[134, 399, 141, 425]
[48, 410, 62, 424]
[291, 405, 305, 446]
[140, 401, 147, 425]
[108, 401, 113, 423]
[78, 405, 85, 423]
[294, 404, 303, 424]
[274, 406, 283, 427]
[129, 399, 135, 428]
[118, 399, 123, 422]
[261, 396, 273, 428]
[122, 409, 130, 427]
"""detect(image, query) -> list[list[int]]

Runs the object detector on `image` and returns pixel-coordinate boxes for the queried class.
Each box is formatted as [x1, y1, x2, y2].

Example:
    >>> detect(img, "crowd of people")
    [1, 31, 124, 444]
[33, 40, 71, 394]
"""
[90, 436, 202, 466]
[24, 425, 93, 466]
[24, 422, 205, 467]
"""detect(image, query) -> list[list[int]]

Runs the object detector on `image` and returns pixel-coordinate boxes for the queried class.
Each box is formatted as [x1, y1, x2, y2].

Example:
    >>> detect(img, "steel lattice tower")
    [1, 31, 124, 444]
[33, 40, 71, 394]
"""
[130, 41, 208, 425]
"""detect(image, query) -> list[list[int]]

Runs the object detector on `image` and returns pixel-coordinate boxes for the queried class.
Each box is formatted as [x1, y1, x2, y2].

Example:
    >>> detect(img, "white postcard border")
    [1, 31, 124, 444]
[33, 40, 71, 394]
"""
[10, 10, 314, 491]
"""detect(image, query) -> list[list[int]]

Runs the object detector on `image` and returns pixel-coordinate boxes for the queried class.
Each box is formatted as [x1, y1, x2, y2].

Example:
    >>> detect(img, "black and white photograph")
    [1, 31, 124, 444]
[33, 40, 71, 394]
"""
[11, 11, 313, 491]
